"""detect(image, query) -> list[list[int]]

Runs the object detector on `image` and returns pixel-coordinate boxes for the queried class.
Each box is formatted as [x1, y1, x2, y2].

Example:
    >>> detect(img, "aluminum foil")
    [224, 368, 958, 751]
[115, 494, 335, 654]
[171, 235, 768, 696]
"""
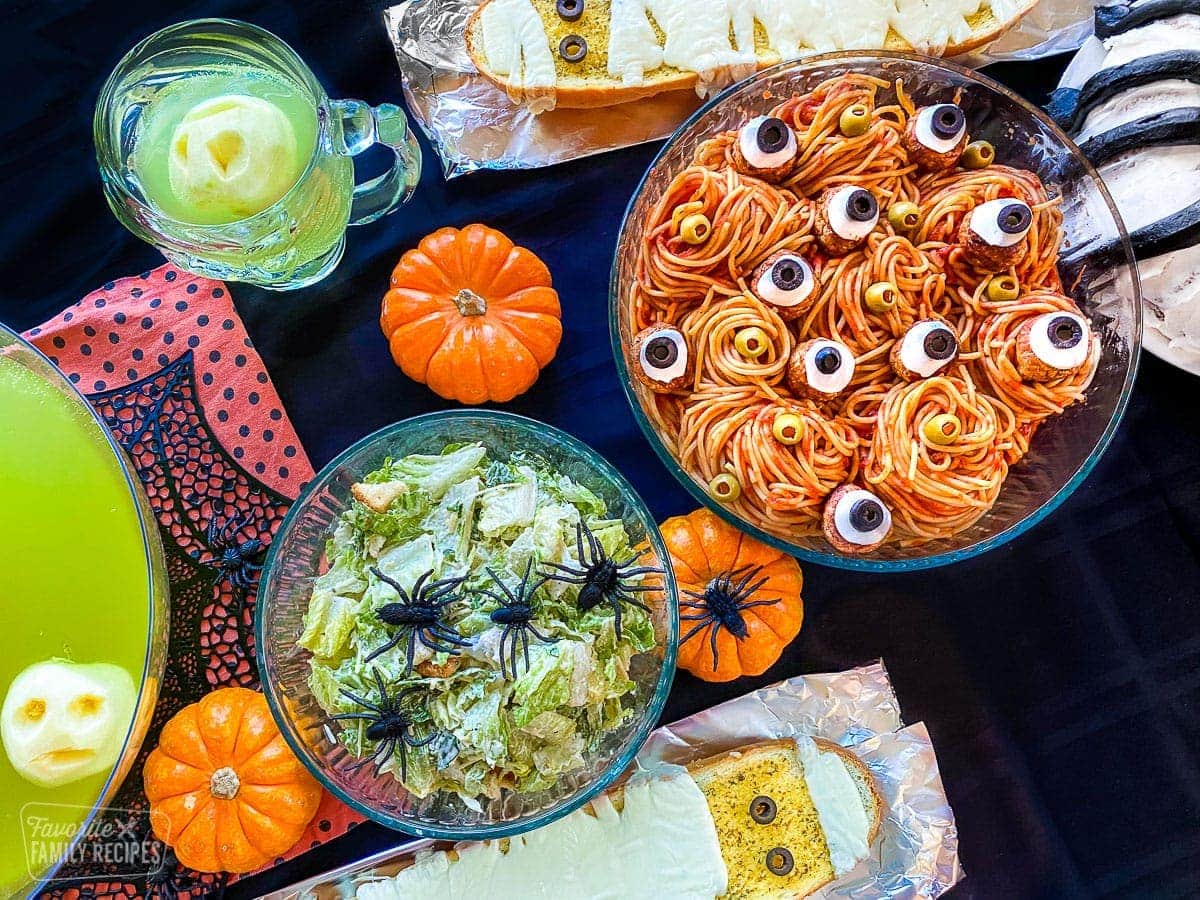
[262, 661, 963, 900]
[383, 0, 1093, 179]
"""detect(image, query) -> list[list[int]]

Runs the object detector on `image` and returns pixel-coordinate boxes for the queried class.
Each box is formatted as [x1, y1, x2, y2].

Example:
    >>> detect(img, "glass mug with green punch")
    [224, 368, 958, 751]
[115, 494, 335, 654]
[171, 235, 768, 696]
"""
[95, 19, 421, 290]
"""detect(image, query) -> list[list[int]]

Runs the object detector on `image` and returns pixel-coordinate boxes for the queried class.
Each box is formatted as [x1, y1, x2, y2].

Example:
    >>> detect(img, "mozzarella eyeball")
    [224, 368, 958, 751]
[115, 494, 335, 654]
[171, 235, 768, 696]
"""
[915, 103, 966, 154]
[893, 320, 959, 380]
[970, 199, 1033, 248]
[1, 660, 136, 788]
[789, 339, 856, 397]
[824, 486, 892, 551]
[640, 329, 685, 379]
[827, 187, 879, 242]
[753, 253, 815, 315]
[737, 116, 798, 173]
[1029, 311, 1091, 371]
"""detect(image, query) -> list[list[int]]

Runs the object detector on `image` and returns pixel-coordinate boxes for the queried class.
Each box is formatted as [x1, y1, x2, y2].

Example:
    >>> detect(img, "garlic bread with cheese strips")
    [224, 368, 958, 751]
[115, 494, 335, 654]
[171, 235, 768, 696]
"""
[691, 737, 882, 899]
[466, 0, 1041, 111]
[352, 735, 882, 899]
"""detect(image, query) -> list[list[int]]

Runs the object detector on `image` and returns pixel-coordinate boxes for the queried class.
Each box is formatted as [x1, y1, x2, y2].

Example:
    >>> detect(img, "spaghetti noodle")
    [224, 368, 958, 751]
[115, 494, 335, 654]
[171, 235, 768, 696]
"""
[625, 73, 1101, 551]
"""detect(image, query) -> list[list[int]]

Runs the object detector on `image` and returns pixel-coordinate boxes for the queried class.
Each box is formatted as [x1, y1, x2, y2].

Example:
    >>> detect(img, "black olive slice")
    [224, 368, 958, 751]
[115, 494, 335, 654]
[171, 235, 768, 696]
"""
[771, 257, 806, 291]
[922, 327, 957, 360]
[846, 188, 878, 222]
[559, 34, 588, 63]
[750, 795, 777, 824]
[998, 202, 1032, 235]
[645, 335, 679, 369]
[1047, 315, 1084, 349]
[756, 117, 791, 155]
[766, 847, 795, 876]
[814, 346, 842, 374]
[849, 497, 885, 533]
[557, 0, 584, 21]
[931, 103, 965, 140]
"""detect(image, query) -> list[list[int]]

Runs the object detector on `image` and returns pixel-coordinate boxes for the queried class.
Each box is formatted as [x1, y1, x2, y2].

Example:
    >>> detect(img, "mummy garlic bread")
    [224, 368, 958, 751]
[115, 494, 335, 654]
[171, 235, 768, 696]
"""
[822, 485, 893, 554]
[903, 103, 969, 170]
[733, 116, 799, 182]
[633, 323, 692, 391]
[891, 319, 959, 380]
[959, 198, 1034, 271]
[750, 251, 818, 319]
[1016, 311, 1093, 381]
[787, 339, 856, 399]
[815, 186, 880, 255]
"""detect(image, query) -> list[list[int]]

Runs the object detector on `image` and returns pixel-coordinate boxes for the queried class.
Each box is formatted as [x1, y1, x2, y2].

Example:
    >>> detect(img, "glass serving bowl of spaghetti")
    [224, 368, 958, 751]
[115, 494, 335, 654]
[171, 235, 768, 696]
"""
[611, 53, 1140, 571]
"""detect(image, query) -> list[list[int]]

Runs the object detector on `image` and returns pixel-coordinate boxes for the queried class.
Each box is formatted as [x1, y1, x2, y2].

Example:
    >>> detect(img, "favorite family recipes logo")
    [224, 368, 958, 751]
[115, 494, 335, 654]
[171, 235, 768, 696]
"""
[21, 803, 168, 882]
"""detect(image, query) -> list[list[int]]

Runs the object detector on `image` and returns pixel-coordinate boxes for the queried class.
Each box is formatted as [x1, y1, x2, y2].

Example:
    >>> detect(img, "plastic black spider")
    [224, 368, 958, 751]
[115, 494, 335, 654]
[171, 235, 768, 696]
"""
[478, 561, 558, 679]
[680, 565, 779, 672]
[201, 512, 265, 592]
[143, 846, 217, 900]
[365, 567, 471, 673]
[542, 522, 663, 640]
[332, 667, 436, 781]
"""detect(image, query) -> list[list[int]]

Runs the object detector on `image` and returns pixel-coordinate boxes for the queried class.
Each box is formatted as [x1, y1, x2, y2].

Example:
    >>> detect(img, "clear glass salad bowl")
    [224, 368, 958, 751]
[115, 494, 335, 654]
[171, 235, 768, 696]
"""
[610, 52, 1141, 571]
[256, 410, 678, 839]
[0, 323, 168, 895]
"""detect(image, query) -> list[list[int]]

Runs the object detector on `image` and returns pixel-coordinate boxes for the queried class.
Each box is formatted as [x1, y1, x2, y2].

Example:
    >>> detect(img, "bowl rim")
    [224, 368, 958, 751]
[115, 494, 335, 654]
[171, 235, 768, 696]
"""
[1, 322, 168, 894]
[608, 50, 1142, 572]
[255, 408, 679, 839]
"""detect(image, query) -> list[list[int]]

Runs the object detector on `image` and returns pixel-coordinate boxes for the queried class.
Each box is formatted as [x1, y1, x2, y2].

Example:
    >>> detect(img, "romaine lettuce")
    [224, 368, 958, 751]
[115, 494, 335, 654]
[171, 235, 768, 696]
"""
[301, 443, 661, 808]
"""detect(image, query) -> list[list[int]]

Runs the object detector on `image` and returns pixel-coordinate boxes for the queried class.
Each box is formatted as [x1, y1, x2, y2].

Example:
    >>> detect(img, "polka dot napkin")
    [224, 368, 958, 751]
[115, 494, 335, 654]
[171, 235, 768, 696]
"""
[25, 265, 360, 897]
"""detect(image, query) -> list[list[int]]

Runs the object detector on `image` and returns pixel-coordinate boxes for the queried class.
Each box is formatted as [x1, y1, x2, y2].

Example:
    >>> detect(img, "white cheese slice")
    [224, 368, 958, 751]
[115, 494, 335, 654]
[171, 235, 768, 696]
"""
[795, 736, 873, 875]
[803, 0, 892, 53]
[890, 0, 982, 55]
[608, 0, 664, 85]
[479, 0, 557, 113]
[645, 0, 759, 97]
[354, 773, 728, 899]
[1098, 14, 1200, 71]
[605, 0, 1021, 96]
[750, 0, 810, 59]
[1098, 145, 1200, 234]
[1141, 243, 1200, 354]
[1077, 80, 1200, 143]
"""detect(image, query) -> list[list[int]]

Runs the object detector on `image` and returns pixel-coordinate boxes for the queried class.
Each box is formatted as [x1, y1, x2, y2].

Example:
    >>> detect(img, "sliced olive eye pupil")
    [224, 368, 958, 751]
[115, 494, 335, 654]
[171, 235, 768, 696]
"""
[923, 328, 956, 360]
[814, 347, 841, 374]
[1048, 316, 1084, 348]
[849, 498, 883, 531]
[756, 117, 791, 155]
[846, 189, 877, 222]
[930, 104, 964, 139]
[750, 794, 778, 824]
[998, 202, 1032, 235]
[766, 847, 795, 876]
[772, 259, 804, 289]
[645, 335, 679, 368]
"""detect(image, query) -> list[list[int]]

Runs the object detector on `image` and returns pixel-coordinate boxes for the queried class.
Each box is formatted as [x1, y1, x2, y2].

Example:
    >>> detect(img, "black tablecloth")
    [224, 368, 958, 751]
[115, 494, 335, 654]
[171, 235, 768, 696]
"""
[3, 2, 1198, 897]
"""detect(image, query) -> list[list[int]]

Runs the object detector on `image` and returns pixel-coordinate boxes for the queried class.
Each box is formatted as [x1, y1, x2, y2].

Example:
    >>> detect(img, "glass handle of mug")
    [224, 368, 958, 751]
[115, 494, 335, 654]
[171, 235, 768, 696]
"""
[329, 99, 422, 227]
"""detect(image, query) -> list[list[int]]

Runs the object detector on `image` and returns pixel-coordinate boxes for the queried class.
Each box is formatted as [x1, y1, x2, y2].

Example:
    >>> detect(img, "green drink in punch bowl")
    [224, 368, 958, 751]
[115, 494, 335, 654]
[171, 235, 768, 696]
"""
[0, 326, 167, 894]
[95, 19, 422, 290]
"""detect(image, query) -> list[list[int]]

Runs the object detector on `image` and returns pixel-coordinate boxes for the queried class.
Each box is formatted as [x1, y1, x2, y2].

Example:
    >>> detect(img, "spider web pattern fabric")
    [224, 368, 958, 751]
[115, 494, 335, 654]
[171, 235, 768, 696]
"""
[25, 266, 359, 900]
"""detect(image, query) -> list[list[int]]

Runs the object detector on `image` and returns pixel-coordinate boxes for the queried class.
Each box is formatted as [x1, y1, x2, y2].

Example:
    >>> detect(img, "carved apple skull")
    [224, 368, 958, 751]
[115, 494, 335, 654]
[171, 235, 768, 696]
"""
[1, 660, 135, 788]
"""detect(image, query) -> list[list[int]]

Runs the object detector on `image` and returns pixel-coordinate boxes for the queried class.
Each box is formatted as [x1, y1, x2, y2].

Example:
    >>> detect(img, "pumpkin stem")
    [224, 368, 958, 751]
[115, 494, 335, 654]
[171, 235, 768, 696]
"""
[210, 766, 241, 800]
[454, 289, 488, 317]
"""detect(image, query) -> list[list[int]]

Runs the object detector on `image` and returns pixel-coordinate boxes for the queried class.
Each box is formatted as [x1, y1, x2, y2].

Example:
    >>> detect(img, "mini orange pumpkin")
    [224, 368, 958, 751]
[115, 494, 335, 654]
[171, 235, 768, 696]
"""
[661, 508, 804, 682]
[143, 687, 322, 874]
[381, 224, 563, 404]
